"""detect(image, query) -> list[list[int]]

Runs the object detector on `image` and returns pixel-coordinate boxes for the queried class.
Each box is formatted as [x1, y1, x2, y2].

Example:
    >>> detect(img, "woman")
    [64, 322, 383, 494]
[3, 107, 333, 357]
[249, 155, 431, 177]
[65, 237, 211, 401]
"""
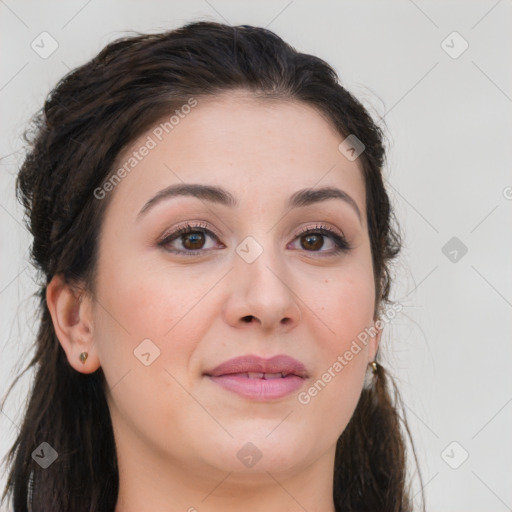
[1, 20, 424, 512]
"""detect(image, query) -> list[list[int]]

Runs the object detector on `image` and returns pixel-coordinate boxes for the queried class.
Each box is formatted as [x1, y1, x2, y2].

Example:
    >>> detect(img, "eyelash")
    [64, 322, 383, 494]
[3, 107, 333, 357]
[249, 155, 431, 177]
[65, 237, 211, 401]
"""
[158, 222, 351, 257]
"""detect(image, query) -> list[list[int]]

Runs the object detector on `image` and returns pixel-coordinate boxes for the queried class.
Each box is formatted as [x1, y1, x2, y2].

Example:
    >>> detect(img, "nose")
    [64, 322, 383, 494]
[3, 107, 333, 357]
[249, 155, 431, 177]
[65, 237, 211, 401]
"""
[222, 239, 302, 334]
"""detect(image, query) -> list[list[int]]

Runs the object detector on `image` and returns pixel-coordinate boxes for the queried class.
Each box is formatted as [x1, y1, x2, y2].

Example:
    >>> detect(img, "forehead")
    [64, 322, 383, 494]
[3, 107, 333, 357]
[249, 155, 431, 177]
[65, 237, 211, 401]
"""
[104, 91, 367, 220]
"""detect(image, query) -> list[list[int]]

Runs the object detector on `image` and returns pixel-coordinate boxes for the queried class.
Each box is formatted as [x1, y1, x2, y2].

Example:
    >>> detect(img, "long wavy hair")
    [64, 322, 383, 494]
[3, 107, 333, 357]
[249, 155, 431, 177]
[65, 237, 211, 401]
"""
[1, 20, 424, 512]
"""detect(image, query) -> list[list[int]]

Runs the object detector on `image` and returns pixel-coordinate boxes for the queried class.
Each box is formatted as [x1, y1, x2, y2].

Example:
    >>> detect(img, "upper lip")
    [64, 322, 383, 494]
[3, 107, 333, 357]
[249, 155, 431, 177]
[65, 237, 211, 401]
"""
[205, 354, 309, 378]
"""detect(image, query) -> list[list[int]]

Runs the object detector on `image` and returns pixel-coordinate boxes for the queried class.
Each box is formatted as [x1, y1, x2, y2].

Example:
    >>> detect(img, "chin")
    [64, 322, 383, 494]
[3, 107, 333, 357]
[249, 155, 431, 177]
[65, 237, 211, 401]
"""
[203, 432, 313, 475]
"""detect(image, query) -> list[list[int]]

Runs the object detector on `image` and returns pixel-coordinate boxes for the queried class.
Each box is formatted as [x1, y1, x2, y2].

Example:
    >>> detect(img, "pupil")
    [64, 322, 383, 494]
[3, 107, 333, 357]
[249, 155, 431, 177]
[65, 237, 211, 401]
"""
[303, 234, 322, 251]
[184, 232, 204, 249]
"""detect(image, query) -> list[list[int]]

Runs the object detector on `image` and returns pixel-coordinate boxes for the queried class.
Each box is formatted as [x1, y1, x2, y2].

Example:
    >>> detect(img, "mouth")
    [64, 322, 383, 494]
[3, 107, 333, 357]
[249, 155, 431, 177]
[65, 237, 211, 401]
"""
[204, 354, 308, 401]
[227, 372, 293, 379]
[205, 354, 309, 378]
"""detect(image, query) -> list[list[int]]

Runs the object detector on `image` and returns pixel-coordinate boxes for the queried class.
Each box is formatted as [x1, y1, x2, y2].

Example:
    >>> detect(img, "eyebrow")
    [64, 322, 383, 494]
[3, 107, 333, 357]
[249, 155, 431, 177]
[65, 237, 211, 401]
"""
[137, 183, 362, 223]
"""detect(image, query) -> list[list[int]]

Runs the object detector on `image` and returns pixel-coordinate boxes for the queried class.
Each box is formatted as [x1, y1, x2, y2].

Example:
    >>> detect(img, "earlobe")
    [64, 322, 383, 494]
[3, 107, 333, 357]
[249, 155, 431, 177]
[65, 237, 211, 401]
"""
[369, 318, 384, 362]
[46, 274, 100, 374]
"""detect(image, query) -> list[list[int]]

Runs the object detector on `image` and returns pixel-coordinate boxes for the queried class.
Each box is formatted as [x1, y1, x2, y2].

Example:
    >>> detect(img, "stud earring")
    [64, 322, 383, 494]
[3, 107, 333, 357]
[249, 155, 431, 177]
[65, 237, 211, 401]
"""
[363, 360, 379, 390]
[79, 352, 88, 364]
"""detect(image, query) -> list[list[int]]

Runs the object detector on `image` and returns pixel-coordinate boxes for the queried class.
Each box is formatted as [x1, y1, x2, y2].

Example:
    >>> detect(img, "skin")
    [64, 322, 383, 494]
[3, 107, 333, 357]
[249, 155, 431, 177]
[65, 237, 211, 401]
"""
[47, 91, 382, 512]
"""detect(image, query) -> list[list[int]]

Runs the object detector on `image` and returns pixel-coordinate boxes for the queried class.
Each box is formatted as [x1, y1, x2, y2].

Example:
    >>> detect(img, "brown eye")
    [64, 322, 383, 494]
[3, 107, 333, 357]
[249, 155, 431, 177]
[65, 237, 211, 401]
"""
[181, 231, 206, 250]
[159, 223, 222, 255]
[290, 225, 351, 255]
[301, 233, 325, 251]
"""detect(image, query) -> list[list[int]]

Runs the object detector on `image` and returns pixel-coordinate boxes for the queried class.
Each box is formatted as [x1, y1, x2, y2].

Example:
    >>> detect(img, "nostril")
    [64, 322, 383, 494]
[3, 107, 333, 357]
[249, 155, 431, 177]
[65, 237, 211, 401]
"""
[242, 315, 254, 323]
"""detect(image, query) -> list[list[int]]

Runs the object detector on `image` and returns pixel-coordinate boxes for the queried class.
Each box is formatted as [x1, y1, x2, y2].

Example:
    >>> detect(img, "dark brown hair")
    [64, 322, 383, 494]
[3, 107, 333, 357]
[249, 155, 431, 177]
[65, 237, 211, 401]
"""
[1, 20, 424, 512]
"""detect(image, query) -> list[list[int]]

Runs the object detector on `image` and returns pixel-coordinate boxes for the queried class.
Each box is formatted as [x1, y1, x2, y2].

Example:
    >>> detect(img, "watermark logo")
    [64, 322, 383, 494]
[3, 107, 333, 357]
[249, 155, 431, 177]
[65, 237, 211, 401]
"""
[32, 442, 58, 468]
[441, 441, 469, 469]
[442, 236, 468, 263]
[338, 134, 365, 161]
[236, 442, 263, 468]
[134, 338, 161, 366]
[441, 31, 469, 59]
[31, 31, 59, 59]
[236, 236, 264, 264]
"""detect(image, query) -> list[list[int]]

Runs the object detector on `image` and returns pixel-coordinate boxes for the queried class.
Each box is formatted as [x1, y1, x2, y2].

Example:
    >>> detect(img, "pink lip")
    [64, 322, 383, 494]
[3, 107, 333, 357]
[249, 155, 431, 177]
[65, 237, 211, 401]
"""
[204, 354, 308, 401]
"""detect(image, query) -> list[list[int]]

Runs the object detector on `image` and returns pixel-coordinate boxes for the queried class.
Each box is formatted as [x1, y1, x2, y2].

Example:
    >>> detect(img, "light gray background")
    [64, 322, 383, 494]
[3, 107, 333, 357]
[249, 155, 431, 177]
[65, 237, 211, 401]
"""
[1, 1, 511, 511]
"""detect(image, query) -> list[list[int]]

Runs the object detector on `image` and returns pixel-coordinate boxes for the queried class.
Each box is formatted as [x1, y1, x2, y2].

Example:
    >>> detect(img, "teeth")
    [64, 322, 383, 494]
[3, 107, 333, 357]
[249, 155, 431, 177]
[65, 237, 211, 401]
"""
[247, 372, 265, 379]
[264, 372, 284, 379]
[246, 372, 285, 379]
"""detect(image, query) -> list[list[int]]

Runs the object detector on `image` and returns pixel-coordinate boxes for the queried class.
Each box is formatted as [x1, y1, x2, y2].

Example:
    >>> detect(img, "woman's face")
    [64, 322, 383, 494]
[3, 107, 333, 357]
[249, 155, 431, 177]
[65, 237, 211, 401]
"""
[89, 92, 380, 479]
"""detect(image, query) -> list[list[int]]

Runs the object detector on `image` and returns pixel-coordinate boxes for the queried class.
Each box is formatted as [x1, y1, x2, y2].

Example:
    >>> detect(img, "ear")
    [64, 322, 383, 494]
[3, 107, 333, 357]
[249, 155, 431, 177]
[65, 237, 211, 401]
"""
[368, 318, 384, 363]
[46, 274, 100, 374]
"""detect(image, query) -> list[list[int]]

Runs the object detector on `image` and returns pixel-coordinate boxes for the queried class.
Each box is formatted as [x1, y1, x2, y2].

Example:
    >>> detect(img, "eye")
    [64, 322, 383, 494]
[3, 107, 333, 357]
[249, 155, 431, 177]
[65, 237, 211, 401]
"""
[158, 222, 351, 257]
[159, 222, 223, 255]
[289, 224, 351, 255]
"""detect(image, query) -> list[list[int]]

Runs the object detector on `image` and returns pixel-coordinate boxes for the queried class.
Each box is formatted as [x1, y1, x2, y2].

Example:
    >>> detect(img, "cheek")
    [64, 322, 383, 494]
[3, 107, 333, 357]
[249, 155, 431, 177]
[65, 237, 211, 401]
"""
[91, 261, 210, 428]
[295, 271, 374, 438]
[301, 261, 374, 398]
[312, 263, 375, 347]
[92, 248, 223, 376]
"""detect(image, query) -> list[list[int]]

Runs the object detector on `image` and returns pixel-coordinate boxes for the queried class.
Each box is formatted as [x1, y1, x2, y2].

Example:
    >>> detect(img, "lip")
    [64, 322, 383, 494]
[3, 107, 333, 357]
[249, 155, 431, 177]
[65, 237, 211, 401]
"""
[204, 354, 308, 401]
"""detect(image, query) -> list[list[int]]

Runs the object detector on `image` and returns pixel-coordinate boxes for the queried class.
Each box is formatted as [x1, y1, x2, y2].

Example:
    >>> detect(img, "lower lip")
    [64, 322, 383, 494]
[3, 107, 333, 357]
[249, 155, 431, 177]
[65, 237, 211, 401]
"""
[207, 374, 305, 401]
